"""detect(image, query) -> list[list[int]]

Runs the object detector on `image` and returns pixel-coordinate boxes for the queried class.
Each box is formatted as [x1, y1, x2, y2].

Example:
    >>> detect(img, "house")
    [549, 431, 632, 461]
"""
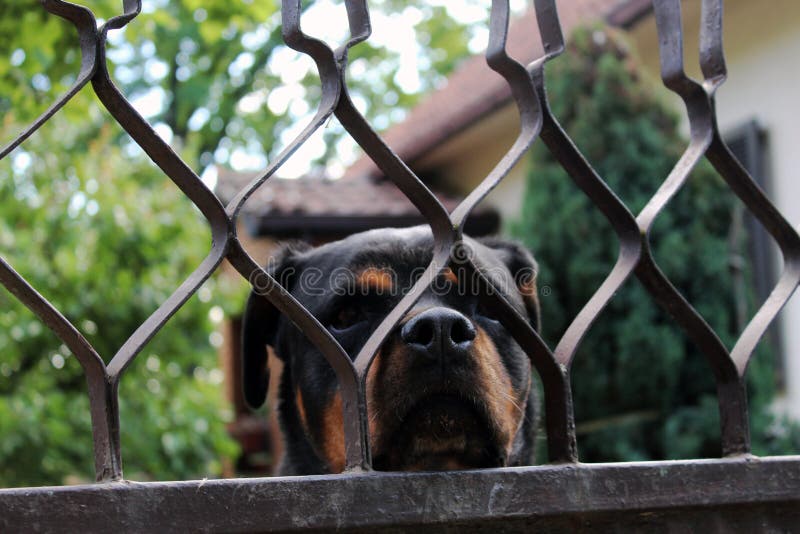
[623, 0, 800, 417]
[215, 0, 800, 472]
[343, 0, 800, 417]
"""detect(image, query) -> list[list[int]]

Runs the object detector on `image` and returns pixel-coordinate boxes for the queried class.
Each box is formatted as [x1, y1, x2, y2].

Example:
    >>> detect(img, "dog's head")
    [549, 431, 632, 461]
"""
[242, 227, 540, 474]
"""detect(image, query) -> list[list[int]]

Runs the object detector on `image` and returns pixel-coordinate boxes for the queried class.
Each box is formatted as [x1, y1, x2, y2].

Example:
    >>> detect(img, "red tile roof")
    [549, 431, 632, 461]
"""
[344, 0, 626, 180]
[216, 169, 465, 218]
[215, 168, 500, 237]
[606, 0, 652, 28]
[215, 0, 636, 236]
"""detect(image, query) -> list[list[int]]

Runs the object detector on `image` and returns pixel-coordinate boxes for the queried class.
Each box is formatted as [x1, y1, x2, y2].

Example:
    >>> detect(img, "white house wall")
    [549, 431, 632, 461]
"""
[629, 0, 800, 418]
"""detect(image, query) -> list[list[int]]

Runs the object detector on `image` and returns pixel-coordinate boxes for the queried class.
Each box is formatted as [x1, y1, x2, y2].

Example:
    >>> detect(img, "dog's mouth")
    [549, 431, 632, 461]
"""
[372, 393, 503, 471]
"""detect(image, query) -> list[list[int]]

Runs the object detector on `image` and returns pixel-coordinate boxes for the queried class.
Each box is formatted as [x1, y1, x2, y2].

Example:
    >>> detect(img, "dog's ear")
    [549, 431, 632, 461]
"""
[241, 242, 310, 410]
[478, 237, 541, 331]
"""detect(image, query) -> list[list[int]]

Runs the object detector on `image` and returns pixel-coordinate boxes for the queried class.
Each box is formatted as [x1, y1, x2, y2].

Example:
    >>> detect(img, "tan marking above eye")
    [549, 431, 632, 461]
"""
[356, 267, 394, 293]
[518, 279, 537, 297]
[441, 267, 459, 284]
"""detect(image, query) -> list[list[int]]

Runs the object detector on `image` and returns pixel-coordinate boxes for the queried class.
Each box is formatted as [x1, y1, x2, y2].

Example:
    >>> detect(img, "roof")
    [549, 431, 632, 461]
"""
[215, 168, 499, 238]
[606, 0, 652, 28]
[344, 0, 630, 180]
[214, 0, 644, 238]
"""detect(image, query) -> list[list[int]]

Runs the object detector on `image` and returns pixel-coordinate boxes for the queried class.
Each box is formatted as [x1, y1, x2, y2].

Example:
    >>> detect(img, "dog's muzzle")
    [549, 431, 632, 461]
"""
[369, 306, 508, 470]
[400, 307, 476, 365]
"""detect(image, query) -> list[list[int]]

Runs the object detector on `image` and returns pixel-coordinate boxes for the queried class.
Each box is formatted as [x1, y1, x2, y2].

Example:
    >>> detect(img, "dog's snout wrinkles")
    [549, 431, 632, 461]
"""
[401, 307, 476, 360]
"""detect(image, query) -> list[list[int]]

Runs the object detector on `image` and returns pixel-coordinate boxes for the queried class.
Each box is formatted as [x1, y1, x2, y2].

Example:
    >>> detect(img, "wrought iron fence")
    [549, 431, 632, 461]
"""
[1, 0, 800, 531]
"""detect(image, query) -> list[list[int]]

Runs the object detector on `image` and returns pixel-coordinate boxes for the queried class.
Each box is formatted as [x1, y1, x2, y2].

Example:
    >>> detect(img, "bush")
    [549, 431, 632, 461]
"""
[0, 117, 240, 486]
[510, 28, 799, 461]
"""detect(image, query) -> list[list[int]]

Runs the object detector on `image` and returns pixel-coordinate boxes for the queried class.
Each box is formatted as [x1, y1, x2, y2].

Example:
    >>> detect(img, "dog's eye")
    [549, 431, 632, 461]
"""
[330, 305, 365, 331]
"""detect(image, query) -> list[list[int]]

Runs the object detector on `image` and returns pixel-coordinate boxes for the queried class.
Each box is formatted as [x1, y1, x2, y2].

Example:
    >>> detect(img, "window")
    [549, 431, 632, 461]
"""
[725, 120, 784, 379]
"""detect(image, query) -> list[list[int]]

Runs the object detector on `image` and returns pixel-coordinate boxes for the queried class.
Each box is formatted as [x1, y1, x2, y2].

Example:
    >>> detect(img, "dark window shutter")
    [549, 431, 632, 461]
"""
[724, 120, 784, 377]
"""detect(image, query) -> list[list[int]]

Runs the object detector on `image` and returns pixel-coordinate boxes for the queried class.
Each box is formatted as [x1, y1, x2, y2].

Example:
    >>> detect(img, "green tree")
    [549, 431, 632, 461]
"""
[511, 28, 799, 461]
[1, 2, 480, 485]
[0, 115, 246, 486]
[1, 0, 474, 173]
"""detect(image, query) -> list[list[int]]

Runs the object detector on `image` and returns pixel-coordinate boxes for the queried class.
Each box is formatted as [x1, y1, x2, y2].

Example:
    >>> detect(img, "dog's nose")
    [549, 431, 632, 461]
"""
[401, 307, 476, 360]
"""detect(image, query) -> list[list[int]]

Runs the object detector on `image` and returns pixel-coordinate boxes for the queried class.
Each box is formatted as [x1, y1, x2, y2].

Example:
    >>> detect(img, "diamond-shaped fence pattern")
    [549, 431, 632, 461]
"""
[1, 0, 799, 486]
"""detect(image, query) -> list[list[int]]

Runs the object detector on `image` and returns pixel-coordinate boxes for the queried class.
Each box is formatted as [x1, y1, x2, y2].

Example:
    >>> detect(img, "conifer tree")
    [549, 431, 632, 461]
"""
[511, 28, 798, 461]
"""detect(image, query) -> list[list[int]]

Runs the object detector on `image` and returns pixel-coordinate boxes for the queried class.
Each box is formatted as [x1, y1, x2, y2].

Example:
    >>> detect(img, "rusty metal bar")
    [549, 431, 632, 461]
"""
[226, 1, 375, 471]
[1, 457, 799, 532]
[0, 0, 98, 159]
[0, 259, 118, 481]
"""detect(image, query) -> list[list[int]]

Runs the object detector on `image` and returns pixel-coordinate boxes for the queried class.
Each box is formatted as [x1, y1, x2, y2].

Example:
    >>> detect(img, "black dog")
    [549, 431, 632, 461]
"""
[241, 227, 540, 475]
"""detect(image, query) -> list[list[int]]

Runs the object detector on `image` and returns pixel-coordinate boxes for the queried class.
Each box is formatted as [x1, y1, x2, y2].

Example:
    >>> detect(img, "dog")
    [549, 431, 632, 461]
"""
[241, 226, 540, 475]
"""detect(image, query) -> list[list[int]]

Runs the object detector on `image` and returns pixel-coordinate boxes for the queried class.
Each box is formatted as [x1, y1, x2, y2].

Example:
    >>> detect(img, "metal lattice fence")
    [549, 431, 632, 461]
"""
[1, 0, 800, 531]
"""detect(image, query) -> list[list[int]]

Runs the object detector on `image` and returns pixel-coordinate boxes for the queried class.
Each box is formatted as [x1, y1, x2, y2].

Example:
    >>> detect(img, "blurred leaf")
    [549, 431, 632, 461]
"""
[0, 114, 242, 486]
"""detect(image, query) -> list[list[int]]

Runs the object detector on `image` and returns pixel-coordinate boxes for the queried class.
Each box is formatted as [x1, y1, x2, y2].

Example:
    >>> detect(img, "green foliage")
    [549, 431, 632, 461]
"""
[0, 0, 475, 173]
[511, 28, 799, 461]
[0, 117, 241, 486]
[0, 0, 478, 486]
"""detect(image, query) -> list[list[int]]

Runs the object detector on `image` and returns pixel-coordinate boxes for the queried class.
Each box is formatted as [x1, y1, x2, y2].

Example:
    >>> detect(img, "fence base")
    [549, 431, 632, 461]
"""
[1, 456, 799, 532]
